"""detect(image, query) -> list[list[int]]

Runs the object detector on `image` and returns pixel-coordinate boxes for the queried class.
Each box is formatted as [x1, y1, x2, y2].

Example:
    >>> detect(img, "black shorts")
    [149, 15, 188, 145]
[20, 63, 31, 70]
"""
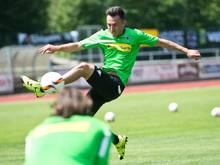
[86, 66, 125, 115]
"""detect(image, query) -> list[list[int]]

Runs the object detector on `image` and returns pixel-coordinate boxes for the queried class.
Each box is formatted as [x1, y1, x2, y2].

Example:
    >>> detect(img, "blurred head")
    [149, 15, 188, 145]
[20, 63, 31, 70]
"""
[52, 87, 92, 118]
[106, 6, 126, 37]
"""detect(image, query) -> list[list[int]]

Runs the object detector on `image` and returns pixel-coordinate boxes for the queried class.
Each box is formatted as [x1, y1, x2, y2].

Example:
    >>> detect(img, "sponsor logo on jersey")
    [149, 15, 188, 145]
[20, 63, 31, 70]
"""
[105, 43, 131, 52]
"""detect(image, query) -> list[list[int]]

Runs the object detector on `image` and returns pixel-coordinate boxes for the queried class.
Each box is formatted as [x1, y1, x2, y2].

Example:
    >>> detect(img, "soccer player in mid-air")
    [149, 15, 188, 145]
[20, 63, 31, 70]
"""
[22, 6, 201, 160]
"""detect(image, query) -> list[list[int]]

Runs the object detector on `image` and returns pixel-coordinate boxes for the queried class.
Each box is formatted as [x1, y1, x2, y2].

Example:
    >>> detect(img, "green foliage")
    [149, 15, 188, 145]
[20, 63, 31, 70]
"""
[1, 0, 220, 46]
[118, 0, 220, 29]
[0, 0, 50, 47]
[0, 0, 49, 33]
[47, 0, 106, 32]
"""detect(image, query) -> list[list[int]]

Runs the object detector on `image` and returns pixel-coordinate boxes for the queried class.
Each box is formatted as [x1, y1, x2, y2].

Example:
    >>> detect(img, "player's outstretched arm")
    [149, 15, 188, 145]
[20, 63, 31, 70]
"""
[38, 42, 83, 54]
[156, 38, 201, 60]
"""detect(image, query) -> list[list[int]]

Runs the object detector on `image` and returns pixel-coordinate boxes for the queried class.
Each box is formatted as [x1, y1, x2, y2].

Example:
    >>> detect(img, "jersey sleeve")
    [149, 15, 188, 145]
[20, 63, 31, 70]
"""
[135, 29, 158, 47]
[95, 126, 113, 165]
[79, 30, 102, 49]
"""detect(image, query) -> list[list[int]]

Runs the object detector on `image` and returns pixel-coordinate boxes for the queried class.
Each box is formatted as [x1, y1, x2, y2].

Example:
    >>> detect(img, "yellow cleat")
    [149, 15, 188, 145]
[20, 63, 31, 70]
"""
[21, 75, 45, 97]
[114, 135, 128, 160]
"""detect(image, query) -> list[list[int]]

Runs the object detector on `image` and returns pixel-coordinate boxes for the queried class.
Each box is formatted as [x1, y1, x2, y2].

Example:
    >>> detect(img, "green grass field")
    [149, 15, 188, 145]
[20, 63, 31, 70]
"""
[0, 86, 220, 165]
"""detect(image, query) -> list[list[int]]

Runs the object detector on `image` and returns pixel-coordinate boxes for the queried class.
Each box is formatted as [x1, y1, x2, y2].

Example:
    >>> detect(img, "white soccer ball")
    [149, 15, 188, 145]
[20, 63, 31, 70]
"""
[40, 72, 64, 94]
[168, 102, 178, 112]
[104, 112, 116, 122]
[211, 107, 220, 117]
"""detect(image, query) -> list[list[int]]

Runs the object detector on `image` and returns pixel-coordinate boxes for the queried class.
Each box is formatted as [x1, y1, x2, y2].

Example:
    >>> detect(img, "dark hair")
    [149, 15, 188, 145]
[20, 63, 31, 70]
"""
[106, 6, 125, 19]
[52, 87, 92, 118]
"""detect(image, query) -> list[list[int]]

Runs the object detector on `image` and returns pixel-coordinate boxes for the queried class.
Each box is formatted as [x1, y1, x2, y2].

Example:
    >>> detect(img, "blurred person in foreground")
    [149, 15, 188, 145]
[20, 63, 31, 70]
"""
[22, 6, 201, 159]
[24, 87, 112, 165]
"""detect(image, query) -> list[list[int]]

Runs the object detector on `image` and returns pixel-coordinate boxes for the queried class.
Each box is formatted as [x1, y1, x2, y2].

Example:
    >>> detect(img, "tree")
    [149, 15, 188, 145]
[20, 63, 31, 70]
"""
[0, 0, 49, 33]
[0, 0, 49, 46]
[47, 0, 106, 32]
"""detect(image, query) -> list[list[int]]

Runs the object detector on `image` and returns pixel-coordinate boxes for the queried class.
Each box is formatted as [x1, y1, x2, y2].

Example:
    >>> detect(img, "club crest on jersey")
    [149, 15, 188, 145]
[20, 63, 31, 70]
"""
[121, 36, 130, 40]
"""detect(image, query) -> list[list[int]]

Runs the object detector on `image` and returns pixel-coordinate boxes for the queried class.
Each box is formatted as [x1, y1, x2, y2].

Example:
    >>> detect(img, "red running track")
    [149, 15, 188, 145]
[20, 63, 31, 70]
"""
[0, 79, 219, 104]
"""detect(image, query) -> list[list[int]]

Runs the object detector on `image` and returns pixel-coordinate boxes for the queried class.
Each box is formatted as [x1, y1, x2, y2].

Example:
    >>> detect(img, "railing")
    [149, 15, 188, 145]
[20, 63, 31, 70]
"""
[138, 48, 220, 61]
[75, 48, 220, 62]
[1, 46, 220, 93]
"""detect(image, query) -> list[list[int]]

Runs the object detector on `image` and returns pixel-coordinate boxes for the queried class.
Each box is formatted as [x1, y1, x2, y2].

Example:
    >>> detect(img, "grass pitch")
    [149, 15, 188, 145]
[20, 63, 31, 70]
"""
[0, 86, 220, 165]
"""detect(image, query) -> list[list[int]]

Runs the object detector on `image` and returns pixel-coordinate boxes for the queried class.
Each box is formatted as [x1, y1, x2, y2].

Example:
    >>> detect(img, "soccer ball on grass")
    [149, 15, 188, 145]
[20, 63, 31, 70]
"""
[168, 102, 178, 112]
[104, 112, 116, 122]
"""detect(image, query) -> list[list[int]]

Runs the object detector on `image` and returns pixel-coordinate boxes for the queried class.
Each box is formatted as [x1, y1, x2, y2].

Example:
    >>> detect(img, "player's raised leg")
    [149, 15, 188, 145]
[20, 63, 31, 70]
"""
[21, 62, 95, 97]
[62, 62, 94, 84]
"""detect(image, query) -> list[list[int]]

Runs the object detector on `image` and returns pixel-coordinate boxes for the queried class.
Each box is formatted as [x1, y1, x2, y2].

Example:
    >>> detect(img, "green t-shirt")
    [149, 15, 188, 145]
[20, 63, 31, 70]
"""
[24, 115, 112, 165]
[80, 27, 158, 85]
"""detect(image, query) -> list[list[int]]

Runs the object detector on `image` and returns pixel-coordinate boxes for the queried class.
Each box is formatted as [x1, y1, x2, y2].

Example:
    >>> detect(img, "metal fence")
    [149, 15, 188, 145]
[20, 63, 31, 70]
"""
[0, 46, 220, 94]
[75, 47, 220, 62]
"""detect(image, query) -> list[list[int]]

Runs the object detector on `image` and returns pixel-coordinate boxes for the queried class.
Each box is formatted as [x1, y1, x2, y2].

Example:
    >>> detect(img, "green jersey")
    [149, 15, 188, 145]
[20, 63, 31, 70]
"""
[80, 27, 158, 85]
[24, 115, 112, 165]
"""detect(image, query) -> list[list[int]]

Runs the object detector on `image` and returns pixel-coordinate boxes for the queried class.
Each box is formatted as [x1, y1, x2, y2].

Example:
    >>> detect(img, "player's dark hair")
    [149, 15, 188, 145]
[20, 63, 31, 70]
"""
[106, 6, 125, 19]
[52, 87, 92, 118]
